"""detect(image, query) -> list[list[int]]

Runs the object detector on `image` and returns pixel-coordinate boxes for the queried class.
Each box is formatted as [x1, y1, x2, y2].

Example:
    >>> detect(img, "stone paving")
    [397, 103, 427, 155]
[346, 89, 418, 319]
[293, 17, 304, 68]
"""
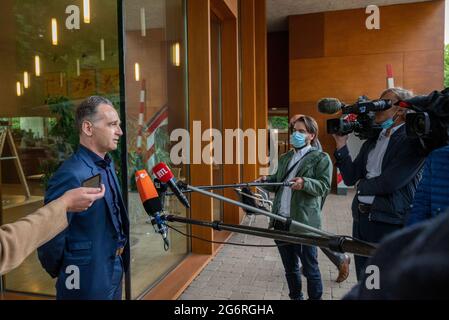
[179, 190, 359, 300]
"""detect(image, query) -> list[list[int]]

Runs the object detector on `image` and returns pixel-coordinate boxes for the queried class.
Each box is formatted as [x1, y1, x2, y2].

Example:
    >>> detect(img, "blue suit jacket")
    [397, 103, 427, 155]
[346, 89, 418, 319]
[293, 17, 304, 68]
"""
[37, 147, 130, 300]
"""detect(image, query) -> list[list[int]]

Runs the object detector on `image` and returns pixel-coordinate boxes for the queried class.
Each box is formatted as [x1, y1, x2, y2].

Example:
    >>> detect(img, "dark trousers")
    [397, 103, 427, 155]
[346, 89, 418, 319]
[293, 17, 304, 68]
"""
[275, 240, 323, 300]
[107, 256, 124, 300]
[353, 211, 402, 280]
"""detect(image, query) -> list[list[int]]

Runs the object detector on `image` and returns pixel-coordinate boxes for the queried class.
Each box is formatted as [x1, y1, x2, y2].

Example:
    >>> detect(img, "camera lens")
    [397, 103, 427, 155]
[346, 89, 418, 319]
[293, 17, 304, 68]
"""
[412, 115, 426, 136]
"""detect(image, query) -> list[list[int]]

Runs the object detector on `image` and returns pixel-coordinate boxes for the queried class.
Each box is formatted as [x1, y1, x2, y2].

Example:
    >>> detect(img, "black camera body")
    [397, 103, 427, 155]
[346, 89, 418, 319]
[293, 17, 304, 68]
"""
[403, 88, 449, 154]
[326, 96, 393, 140]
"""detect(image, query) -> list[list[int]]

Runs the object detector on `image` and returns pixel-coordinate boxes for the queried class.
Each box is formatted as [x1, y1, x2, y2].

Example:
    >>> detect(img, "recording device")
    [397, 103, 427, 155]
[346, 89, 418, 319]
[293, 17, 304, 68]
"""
[135, 169, 170, 250]
[318, 96, 393, 140]
[400, 88, 449, 154]
[82, 174, 102, 188]
[137, 176, 376, 256]
[152, 163, 190, 208]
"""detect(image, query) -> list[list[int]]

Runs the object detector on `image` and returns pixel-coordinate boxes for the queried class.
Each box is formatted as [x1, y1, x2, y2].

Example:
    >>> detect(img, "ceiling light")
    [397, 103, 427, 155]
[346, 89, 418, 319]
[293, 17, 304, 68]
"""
[84, 0, 90, 23]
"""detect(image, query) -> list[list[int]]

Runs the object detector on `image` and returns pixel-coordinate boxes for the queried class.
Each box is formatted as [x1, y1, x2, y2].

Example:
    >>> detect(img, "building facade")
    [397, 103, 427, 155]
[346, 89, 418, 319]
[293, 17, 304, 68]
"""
[0, 0, 267, 300]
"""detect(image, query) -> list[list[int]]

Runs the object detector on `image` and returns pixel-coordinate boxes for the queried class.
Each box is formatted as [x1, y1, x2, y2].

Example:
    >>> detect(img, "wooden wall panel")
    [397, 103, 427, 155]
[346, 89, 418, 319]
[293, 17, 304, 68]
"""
[290, 53, 405, 103]
[255, 0, 268, 175]
[289, 13, 324, 60]
[404, 50, 444, 95]
[188, 0, 214, 255]
[221, 10, 241, 225]
[324, 1, 445, 57]
[223, 0, 238, 17]
[240, 0, 257, 182]
[211, 0, 236, 19]
[289, 0, 445, 190]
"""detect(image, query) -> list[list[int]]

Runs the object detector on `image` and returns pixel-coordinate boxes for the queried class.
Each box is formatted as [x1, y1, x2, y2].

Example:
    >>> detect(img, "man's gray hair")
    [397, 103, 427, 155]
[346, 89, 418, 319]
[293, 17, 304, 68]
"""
[380, 87, 413, 101]
[75, 96, 113, 132]
[380, 87, 414, 114]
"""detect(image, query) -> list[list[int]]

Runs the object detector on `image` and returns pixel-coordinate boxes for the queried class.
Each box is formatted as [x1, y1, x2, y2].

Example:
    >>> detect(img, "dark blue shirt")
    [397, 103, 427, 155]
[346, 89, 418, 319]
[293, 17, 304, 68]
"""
[79, 145, 127, 248]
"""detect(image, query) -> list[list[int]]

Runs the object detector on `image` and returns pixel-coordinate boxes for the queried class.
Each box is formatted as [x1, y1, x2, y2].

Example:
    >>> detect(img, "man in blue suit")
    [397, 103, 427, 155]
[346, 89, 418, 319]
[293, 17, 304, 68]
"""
[38, 96, 129, 300]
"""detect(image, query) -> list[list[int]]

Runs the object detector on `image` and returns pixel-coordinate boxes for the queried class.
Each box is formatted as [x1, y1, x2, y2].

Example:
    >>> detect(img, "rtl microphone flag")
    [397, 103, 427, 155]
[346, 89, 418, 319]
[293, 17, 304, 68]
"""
[152, 163, 190, 208]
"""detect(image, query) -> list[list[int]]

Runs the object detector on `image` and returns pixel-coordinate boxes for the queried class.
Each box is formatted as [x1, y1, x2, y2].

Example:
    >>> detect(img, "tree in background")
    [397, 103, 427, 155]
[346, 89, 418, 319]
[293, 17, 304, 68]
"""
[268, 116, 289, 130]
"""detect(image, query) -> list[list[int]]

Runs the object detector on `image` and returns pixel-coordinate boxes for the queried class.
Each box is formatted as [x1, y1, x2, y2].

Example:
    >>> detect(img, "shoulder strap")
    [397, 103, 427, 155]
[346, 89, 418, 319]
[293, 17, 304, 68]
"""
[275, 149, 319, 193]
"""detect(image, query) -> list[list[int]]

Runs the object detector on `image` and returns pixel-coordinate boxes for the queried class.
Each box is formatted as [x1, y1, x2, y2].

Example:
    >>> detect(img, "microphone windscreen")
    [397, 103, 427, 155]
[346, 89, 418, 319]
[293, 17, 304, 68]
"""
[135, 170, 162, 213]
[317, 98, 343, 114]
[152, 163, 174, 183]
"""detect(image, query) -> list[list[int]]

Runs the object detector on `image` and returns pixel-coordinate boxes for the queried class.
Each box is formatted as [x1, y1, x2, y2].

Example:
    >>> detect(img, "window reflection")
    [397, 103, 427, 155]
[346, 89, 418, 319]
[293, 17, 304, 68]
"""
[123, 0, 189, 299]
[0, 0, 120, 296]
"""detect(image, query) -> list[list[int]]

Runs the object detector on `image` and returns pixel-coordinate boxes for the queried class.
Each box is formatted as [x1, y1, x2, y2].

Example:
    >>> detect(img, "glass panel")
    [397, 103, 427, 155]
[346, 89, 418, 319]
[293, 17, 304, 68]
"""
[268, 116, 289, 156]
[123, 0, 189, 299]
[211, 13, 224, 222]
[0, 0, 120, 295]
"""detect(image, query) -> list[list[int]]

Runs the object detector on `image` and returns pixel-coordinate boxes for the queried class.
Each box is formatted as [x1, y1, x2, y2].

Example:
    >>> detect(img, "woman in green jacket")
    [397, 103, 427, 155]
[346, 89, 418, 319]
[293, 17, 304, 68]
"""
[258, 115, 334, 300]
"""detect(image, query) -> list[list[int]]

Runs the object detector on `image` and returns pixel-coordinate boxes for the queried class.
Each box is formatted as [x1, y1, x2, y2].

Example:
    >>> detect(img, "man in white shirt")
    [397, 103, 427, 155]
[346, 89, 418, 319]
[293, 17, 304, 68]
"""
[333, 88, 426, 280]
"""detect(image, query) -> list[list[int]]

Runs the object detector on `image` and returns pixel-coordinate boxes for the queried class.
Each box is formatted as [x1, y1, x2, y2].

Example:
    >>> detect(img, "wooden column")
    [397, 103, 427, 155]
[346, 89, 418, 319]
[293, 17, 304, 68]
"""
[255, 0, 268, 176]
[188, 0, 214, 255]
[240, 0, 257, 183]
[212, 0, 241, 225]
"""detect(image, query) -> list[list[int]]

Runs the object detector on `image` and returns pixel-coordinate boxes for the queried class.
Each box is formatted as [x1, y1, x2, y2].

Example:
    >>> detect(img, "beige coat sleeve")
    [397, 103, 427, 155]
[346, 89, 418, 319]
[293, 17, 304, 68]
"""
[0, 199, 69, 275]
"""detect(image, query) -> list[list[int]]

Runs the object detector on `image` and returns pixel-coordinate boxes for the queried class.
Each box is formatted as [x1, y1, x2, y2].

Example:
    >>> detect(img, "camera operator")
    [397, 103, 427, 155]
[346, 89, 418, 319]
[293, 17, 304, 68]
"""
[332, 87, 426, 280]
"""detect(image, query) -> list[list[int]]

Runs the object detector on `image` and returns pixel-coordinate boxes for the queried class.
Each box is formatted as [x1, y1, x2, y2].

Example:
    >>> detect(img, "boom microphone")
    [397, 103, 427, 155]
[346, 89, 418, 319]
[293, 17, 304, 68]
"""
[152, 163, 190, 208]
[317, 98, 344, 114]
[135, 170, 170, 250]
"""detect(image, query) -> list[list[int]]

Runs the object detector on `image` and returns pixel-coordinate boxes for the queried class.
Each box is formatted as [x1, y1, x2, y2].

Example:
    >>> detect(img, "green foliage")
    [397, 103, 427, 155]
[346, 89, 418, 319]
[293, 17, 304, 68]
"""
[46, 96, 78, 148]
[40, 96, 78, 188]
[445, 44, 449, 89]
[154, 126, 172, 166]
[269, 116, 289, 130]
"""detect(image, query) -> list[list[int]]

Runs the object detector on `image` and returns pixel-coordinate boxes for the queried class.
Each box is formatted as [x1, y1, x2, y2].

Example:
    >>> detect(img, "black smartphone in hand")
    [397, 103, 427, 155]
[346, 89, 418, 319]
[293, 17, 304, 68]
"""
[82, 174, 102, 188]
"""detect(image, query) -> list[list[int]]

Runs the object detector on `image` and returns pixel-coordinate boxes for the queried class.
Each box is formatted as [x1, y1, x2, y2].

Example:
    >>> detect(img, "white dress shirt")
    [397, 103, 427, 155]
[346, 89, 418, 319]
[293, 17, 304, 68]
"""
[278, 145, 312, 217]
[358, 124, 404, 204]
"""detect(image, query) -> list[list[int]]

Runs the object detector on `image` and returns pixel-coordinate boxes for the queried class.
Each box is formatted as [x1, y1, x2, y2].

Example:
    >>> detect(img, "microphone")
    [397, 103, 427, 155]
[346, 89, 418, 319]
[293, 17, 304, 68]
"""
[317, 98, 344, 114]
[135, 170, 170, 250]
[152, 163, 190, 208]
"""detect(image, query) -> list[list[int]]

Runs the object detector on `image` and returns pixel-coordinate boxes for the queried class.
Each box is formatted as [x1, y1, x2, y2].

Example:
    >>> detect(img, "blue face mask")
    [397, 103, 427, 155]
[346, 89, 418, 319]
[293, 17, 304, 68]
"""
[380, 118, 394, 129]
[290, 132, 307, 149]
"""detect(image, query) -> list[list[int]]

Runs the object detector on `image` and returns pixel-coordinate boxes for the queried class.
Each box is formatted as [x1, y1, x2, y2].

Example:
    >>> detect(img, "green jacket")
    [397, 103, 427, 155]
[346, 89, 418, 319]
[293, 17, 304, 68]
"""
[263, 147, 333, 233]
